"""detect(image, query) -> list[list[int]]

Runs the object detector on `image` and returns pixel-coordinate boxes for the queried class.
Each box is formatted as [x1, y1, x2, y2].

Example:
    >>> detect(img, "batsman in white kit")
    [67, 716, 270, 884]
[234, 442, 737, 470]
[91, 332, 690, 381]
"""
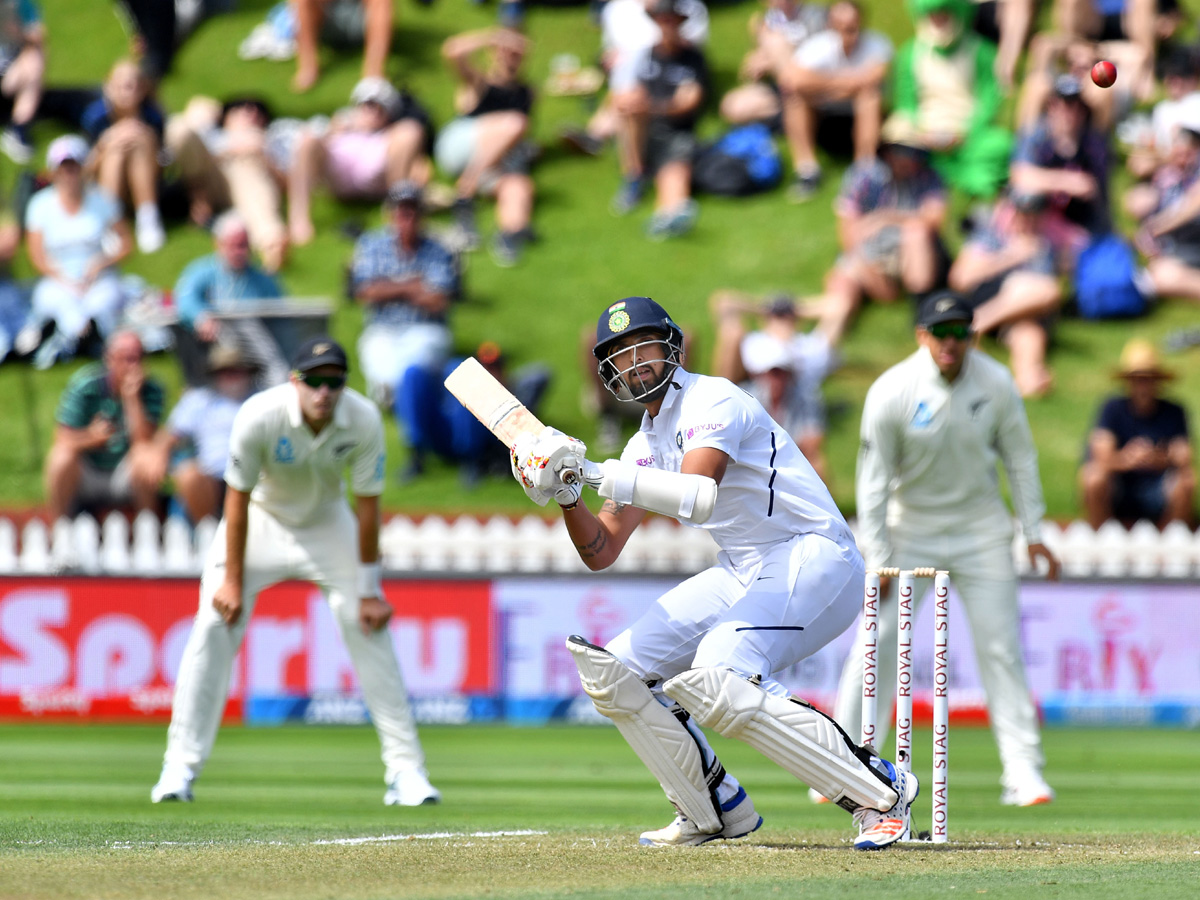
[508, 297, 918, 849]
[151, 337, 439, 807]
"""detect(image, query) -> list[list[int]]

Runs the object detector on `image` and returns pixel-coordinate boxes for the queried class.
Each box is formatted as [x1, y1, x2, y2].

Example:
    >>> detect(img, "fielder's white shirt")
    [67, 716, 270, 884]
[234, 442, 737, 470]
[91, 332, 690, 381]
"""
[856, 347, 1046, 569]
[620, 368, 855, 569]
[224, 383, 386, 528]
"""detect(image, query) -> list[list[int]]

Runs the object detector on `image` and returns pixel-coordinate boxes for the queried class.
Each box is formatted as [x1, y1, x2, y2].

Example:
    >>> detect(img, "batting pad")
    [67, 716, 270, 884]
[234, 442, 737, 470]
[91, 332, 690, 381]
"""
[566, 636, 724, 833]
[664, 667, 898, 813]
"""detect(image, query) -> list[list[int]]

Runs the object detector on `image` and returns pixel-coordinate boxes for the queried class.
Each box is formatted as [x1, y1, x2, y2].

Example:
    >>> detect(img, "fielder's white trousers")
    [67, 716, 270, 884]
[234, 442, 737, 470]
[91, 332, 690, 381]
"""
[163, 502, 426, 784]
[833, 529, 1045, 786]
[609, 531, 865, 698]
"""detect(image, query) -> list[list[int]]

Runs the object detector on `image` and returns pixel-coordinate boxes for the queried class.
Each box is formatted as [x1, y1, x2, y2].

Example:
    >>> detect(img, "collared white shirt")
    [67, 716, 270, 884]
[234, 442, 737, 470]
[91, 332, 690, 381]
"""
[619, 368, 855, 570]
[224, 383, 385, 528]
[856, 347, 1047, 568]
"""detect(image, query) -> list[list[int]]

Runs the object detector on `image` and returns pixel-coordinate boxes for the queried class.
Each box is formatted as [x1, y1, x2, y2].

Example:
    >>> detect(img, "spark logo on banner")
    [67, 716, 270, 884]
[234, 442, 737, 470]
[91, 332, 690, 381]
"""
[0, 578, 496, 720]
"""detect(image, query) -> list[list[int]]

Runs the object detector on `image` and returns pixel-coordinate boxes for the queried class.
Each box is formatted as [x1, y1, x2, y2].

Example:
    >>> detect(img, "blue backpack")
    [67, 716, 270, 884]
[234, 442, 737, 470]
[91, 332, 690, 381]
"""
[692, 124, 783, 196]
[1074, 234, 1148, 319]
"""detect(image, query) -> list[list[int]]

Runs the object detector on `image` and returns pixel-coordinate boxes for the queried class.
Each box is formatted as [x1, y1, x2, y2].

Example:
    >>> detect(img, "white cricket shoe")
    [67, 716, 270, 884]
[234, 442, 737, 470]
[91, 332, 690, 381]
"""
[638, 787, 763, 847]
[1000, 772, 1055, 807]
[852, 759, 918, 850]
[384, 768, 441, 806]
[150, 764, 195, 803]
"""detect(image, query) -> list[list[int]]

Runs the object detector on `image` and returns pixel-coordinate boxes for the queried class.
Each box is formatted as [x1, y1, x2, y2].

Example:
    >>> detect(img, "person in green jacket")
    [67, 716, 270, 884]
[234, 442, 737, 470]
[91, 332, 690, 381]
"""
[886, 0, 1012, 199]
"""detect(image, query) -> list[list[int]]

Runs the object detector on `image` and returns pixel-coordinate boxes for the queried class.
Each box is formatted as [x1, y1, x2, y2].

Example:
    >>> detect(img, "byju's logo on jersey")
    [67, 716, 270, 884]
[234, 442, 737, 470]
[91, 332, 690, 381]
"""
[274, 436, 295, 463]
[910, 401, 933, 429]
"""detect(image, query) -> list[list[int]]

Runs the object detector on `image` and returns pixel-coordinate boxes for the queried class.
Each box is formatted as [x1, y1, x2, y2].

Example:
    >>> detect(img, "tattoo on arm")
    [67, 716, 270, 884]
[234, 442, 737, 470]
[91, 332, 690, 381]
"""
[600, 500, 627, 516]
[574, 525, 609, 559]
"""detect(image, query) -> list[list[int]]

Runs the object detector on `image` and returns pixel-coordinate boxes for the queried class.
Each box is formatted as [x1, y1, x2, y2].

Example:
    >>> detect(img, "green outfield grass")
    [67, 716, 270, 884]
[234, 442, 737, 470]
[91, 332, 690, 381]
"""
[1, 723, 1197, 899]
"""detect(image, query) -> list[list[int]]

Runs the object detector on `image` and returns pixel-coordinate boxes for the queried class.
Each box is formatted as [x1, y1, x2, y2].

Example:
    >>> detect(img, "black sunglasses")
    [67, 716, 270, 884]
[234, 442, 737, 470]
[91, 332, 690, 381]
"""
[300, 373, 347, 390]
[928, 322, 972, 341]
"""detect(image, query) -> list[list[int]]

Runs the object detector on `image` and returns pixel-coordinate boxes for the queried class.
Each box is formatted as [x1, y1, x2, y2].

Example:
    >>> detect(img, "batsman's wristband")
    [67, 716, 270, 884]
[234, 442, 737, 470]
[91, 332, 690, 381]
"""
[357, 562, 383, 598]
[559, 497, 580, 511]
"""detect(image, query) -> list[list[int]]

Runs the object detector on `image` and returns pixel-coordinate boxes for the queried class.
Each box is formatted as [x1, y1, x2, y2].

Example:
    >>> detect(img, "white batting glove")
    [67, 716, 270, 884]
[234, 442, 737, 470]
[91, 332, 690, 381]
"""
[510, 433, 551, 506]
[524, 427, 587, 509]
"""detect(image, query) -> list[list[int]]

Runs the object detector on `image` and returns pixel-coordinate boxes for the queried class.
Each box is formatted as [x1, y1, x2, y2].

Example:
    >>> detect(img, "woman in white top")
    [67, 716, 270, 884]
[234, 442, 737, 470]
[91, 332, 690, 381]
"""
[19, 134, 132, 368]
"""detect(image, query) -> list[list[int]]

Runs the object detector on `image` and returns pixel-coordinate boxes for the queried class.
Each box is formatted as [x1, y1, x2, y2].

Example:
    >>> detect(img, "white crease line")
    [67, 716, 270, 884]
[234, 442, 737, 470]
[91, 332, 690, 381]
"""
[312, 830, 547, 846]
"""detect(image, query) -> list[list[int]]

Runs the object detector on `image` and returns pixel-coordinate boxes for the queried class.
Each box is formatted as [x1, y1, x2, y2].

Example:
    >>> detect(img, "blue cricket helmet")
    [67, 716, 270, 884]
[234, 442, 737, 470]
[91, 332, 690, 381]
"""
[592, 297, 683, 359]
[593, 297, 685, 403]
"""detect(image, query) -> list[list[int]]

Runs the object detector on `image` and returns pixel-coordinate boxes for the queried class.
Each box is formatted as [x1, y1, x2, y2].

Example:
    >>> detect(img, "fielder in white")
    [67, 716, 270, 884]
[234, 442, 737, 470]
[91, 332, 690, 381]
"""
[833, 291, 1060, 807]
[511, 296, 918, 849]
[151, 337, 439, 806]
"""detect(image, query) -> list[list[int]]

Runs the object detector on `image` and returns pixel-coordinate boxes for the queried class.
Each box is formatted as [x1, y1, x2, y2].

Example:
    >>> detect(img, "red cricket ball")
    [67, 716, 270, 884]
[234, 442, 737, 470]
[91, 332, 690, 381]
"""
[1091, 60, 1117, 89]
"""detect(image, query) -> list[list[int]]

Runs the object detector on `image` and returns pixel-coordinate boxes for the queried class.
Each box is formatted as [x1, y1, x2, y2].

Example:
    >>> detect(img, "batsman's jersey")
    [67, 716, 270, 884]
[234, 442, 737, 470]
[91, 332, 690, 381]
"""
[620, 369, 856, 569]
[224, 383, 386, 527]
[855, 347, 1046, 569]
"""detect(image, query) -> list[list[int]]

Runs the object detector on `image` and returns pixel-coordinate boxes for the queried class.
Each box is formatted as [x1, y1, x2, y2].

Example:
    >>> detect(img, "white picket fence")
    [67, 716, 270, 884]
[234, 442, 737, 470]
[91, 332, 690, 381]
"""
[0, 513, 1197, 578]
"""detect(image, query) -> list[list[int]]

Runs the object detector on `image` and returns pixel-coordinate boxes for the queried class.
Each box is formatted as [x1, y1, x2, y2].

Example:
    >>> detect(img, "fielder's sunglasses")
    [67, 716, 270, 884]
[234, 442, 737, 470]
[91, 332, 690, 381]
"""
[300, 373, 347, 390]
[928, 322, 972, 341]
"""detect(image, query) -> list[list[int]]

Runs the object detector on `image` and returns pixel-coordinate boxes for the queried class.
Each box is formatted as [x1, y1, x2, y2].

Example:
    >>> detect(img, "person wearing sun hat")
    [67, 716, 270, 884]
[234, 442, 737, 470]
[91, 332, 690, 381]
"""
[1079, 338, 1195, 528]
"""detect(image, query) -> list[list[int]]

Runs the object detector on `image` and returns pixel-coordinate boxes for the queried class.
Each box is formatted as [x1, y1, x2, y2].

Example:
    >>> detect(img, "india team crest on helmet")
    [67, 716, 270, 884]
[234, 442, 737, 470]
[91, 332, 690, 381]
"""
[608, 309, 631, 333]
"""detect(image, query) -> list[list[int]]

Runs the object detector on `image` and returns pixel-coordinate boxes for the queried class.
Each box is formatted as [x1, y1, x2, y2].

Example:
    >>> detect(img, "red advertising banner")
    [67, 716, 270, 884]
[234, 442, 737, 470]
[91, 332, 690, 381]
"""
[0, 578, 496, 721]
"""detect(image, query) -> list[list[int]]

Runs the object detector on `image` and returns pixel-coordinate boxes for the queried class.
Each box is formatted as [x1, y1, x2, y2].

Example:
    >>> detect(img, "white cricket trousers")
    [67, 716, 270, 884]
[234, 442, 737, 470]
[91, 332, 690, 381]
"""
[832, 528, 1045, 785]
[163, 502, 426, 784]
[609, 531, 865, 698]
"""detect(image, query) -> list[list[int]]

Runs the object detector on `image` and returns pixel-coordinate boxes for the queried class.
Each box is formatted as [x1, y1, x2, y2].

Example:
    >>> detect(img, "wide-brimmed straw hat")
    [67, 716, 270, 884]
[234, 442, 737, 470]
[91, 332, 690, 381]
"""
[1115, 339, 1174, 380]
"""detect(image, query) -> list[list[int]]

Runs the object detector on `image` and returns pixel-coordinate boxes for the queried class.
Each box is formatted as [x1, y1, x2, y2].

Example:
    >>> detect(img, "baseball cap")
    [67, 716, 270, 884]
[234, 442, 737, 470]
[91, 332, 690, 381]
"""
[742, 332, 794, 376]
[47, 134, 89, 169]
[1053, 74, 1084, 101]
[647, 0, 688, 19]
[386, 179, 424, 208]
[916, 291, 974, 329]
[350, 77, 400, 116]
[292, 336, 349, 373]
[764, 294, 798, 318]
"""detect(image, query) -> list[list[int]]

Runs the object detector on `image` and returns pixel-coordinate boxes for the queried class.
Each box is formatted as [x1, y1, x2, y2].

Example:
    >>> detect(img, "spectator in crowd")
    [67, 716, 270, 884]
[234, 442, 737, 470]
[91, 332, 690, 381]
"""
[1052, 0, 1165, 99]
[398, 340, 551, 485]
[709, 290, 837, 483]
[349, 181, 458, 427]
[291, 0, 394, 93]
[887, 0, 1012, 199]
[775, 0, 892, 200]
[156, 344, 258, 524]
[115, 0, 177, 83]
[1014, 32, 1120, 133]
[81, 57, 166, 253]
[1010, 74, 1112, 264]
[1079, 338, 1194, 528]
[43, 330, 165, 520]
[17, 135, 133, 370]
[438, 21, 537, 264]
[1129, 120, 1200, 304]
[174, 210, 290, 386]
[718, 0, 829, 135]
[166, 95, 288, 272]
[1126, 46, 1200, 181]
[0, 0, 44, 164]
[805, 127, 948, 345]
[948, 189, 1064, 398]
[610, 0, 710, 239]
[971, 0, 1036, 90]
[288, 77, 432, 246]
[559, 0, 709, 159]
[0, 187, 25, 362]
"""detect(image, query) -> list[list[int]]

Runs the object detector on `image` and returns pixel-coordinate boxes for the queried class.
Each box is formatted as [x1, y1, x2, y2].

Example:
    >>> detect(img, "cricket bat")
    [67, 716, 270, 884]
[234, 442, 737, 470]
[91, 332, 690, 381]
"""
[443, 357, 717, 523]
